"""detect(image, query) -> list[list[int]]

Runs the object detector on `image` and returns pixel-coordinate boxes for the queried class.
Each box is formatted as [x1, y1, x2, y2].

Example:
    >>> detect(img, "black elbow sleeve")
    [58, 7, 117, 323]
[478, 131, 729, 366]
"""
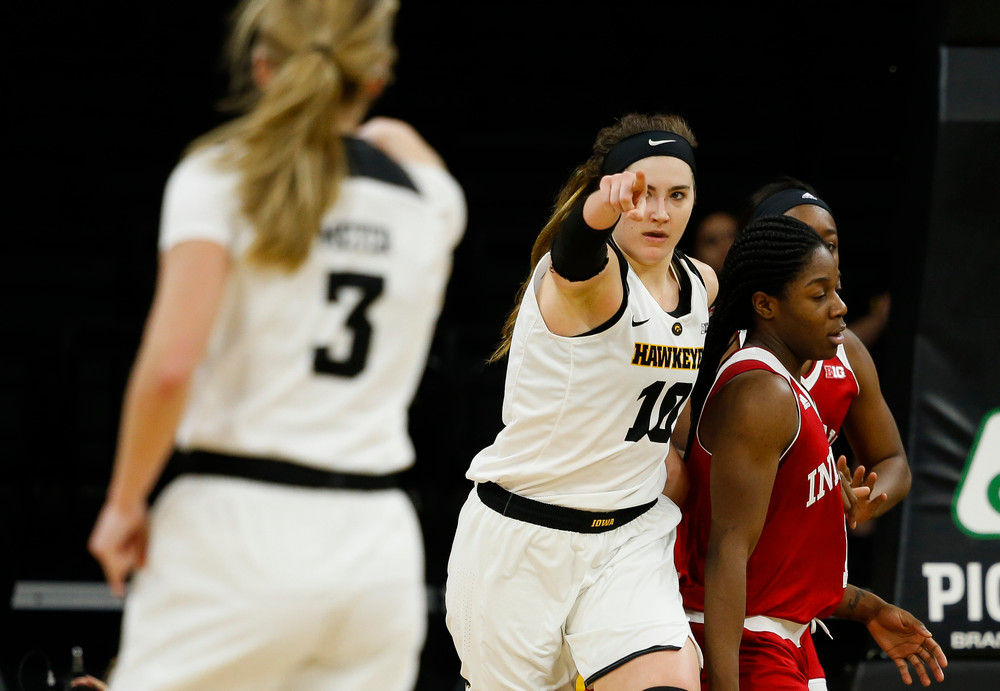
[549, 200, 613, 281]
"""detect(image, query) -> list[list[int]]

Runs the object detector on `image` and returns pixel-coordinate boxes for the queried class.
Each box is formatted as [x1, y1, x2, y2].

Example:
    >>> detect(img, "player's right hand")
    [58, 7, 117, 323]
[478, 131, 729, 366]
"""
[88, 501, 149, 598]
[599, 169, 647, 221]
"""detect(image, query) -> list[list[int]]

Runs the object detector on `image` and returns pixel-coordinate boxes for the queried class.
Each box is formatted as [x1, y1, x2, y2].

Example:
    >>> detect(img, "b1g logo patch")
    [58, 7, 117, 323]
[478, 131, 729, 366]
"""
[824, 364, 847, 379]
[672, 322, 683, 336]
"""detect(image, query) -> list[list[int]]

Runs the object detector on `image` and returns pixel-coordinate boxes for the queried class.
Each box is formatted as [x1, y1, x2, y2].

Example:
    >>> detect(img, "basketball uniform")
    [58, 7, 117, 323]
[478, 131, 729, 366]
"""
[795, 344, 861, 686]
[109, 138, 466, 691]
[446, 243, 710, 689]
[677, 346, 848, 690]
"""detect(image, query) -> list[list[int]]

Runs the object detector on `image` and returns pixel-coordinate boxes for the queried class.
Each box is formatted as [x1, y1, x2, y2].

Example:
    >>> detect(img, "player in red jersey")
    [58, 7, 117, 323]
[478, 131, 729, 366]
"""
[744, 178, 914, 688]
[744, 177, 910, 528]
[677, 216, 946, 690]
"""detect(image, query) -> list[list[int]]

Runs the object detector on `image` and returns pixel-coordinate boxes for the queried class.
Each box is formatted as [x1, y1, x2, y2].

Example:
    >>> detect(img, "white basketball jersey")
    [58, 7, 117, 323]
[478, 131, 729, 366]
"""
[467, 243, 711, 510]
[159, 140, 466, 473]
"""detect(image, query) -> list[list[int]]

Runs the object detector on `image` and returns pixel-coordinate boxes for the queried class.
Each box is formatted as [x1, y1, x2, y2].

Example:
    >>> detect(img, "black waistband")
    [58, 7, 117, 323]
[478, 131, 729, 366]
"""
[165, 449, 406, 491]
[476, 482, 657, 534]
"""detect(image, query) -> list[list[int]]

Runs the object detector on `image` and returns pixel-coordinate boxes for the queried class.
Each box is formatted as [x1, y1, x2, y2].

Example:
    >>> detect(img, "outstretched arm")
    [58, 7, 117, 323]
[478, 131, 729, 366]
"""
[834, 585, 947, 686]
[536, 170, 652, 337]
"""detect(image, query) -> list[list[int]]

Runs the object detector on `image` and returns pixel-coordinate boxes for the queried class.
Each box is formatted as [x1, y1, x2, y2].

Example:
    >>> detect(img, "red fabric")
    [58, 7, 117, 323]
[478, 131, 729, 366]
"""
[803, 350, 859, 442]
[691, 622, 815, 691]
[677, 348, 847, 624]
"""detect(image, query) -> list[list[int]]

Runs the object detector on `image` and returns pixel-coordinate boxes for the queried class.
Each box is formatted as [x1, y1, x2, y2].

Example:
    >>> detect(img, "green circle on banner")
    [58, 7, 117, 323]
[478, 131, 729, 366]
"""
[989, 473, 1000, 514]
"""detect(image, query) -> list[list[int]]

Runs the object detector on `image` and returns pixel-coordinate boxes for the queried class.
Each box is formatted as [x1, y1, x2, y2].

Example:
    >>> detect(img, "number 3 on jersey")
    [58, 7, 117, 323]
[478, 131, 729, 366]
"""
[626, 381, 693, 443]
[313, 272, 384, 377]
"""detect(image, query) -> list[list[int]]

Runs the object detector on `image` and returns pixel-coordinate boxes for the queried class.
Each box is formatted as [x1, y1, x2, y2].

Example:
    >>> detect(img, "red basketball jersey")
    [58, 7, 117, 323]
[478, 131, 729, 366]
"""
[678, 346, 847, 624]
[802, 344, 859, 443]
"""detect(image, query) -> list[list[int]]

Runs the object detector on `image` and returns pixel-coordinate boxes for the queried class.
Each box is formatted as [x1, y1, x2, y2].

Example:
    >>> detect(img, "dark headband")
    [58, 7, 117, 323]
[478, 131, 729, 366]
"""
[600, 131, 697, 177]
[750, 187, 833, 222]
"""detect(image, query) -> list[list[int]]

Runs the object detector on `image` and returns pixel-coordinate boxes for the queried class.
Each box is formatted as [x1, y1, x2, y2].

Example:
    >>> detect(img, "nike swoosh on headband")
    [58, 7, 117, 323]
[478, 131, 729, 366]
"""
[648, 139, 676, 146]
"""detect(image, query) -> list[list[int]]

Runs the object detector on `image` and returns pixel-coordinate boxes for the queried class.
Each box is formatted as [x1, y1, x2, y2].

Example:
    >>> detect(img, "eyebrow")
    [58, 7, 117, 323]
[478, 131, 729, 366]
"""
[805, 275, 836, 287]
[647, 184, 692, 193]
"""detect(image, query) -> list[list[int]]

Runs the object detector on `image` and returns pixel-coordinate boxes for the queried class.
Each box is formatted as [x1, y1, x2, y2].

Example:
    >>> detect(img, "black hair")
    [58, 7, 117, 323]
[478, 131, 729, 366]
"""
[685, 215, 827, 457]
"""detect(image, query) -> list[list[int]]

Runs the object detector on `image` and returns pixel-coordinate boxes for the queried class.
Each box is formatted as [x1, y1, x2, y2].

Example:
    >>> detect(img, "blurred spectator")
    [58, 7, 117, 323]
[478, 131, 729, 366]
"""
[690, 209, 737, 275]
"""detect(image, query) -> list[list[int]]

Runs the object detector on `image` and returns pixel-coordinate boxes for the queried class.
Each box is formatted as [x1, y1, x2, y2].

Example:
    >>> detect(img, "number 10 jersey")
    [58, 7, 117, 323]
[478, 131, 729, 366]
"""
[466, 243, 710, 511]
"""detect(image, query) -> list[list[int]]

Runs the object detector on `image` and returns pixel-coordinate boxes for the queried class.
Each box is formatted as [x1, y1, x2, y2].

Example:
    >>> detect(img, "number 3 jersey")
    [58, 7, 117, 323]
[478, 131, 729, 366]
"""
[466, 242, 711, 511]
[158, 139, 466, 474]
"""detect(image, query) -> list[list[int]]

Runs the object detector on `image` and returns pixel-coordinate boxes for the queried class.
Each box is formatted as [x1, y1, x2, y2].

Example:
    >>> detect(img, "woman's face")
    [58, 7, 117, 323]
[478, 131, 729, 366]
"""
[769, 245, 848, 363]
[785, 204, 840, 267]
[611, 155, 695, 268]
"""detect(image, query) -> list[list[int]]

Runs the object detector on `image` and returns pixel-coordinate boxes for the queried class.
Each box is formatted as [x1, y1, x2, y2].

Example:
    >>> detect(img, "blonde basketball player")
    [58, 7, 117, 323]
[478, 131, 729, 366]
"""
[87, 1, 466, 688]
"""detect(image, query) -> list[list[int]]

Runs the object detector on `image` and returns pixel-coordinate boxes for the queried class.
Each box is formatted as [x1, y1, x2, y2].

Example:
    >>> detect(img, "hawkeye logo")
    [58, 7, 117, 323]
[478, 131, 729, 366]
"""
[631, 343, 704, 370]
[953, 408, 1000, 539]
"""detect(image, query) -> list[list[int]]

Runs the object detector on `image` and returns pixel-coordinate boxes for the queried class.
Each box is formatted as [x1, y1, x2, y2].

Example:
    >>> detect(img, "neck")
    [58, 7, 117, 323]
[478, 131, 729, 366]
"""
[626, 252, 680, 309]
[744, 331, 806, 380]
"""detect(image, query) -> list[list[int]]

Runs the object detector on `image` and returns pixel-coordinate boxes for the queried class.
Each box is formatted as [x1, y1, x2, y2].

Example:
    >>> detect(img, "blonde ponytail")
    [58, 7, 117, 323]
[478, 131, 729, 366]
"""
[189, 0, 399, 270]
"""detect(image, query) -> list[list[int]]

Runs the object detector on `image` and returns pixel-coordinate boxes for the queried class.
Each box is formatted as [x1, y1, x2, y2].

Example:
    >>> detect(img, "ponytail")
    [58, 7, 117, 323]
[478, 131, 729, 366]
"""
[188, 0, 399, 270]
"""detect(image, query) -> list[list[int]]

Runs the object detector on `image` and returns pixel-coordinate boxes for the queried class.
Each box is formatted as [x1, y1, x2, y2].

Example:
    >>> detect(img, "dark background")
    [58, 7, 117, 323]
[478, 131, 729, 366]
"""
[2, 0, 996, 689]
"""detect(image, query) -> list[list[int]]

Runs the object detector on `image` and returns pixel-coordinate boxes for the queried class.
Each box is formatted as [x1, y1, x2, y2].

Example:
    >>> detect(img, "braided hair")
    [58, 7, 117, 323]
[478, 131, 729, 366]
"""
[685, 215, 826, 456]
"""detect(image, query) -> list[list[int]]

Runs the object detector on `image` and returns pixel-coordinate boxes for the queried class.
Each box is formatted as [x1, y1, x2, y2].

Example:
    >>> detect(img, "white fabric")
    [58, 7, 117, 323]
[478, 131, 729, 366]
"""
[159, 146, 466, 473]
[446, 489, 691, 690]
[468, 251, 711, 510]
[686, 609, 808, 646]
[109, 477, 426, 691]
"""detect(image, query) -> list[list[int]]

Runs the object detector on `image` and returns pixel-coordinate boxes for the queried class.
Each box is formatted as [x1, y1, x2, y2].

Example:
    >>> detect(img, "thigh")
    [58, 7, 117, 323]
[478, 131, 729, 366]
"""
[445, 490, 580, 691]
[568, 499, 696, 687]
[592, 639, 701, 691]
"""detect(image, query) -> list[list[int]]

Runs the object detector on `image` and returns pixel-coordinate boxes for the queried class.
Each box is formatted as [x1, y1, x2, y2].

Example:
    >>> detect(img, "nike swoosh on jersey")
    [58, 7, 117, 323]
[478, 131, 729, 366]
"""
[632, 317, 650, 327]
[648, 139, 676, 146]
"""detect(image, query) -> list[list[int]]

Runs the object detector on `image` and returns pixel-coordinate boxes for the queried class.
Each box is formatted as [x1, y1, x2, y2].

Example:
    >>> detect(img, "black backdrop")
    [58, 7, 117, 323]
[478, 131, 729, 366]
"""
[2, 0, 986, 689]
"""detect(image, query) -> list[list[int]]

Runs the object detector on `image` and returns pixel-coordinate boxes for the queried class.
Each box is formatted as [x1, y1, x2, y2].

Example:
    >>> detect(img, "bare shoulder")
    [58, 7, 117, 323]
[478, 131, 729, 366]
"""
[842, 326, 879, 386]
[702, 368, 799, 452]
[688, 255, 719, 306]
[355, 116, 445, 168]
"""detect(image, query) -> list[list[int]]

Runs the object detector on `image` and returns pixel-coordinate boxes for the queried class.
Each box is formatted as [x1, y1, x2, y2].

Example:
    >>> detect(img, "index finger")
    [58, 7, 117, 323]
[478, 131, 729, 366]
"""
[632, 169, 647, 194]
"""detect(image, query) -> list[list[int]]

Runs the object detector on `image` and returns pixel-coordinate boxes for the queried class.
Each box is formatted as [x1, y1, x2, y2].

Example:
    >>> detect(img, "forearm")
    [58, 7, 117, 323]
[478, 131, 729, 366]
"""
[704, 541, 748, 691]
[107, 352, 192, 510]
[868, 455, 911, 516]
[832, 584, 887, 624]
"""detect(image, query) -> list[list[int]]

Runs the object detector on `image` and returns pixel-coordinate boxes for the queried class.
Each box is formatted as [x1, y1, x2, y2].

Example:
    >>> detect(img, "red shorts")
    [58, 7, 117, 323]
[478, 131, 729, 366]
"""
[690, 622, 827, 691]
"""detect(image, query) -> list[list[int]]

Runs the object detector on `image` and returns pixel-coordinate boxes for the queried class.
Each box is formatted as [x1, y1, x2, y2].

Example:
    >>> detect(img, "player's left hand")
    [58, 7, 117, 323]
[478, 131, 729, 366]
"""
[867, 604, 948, 686]
[838, 456, 886, 528]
